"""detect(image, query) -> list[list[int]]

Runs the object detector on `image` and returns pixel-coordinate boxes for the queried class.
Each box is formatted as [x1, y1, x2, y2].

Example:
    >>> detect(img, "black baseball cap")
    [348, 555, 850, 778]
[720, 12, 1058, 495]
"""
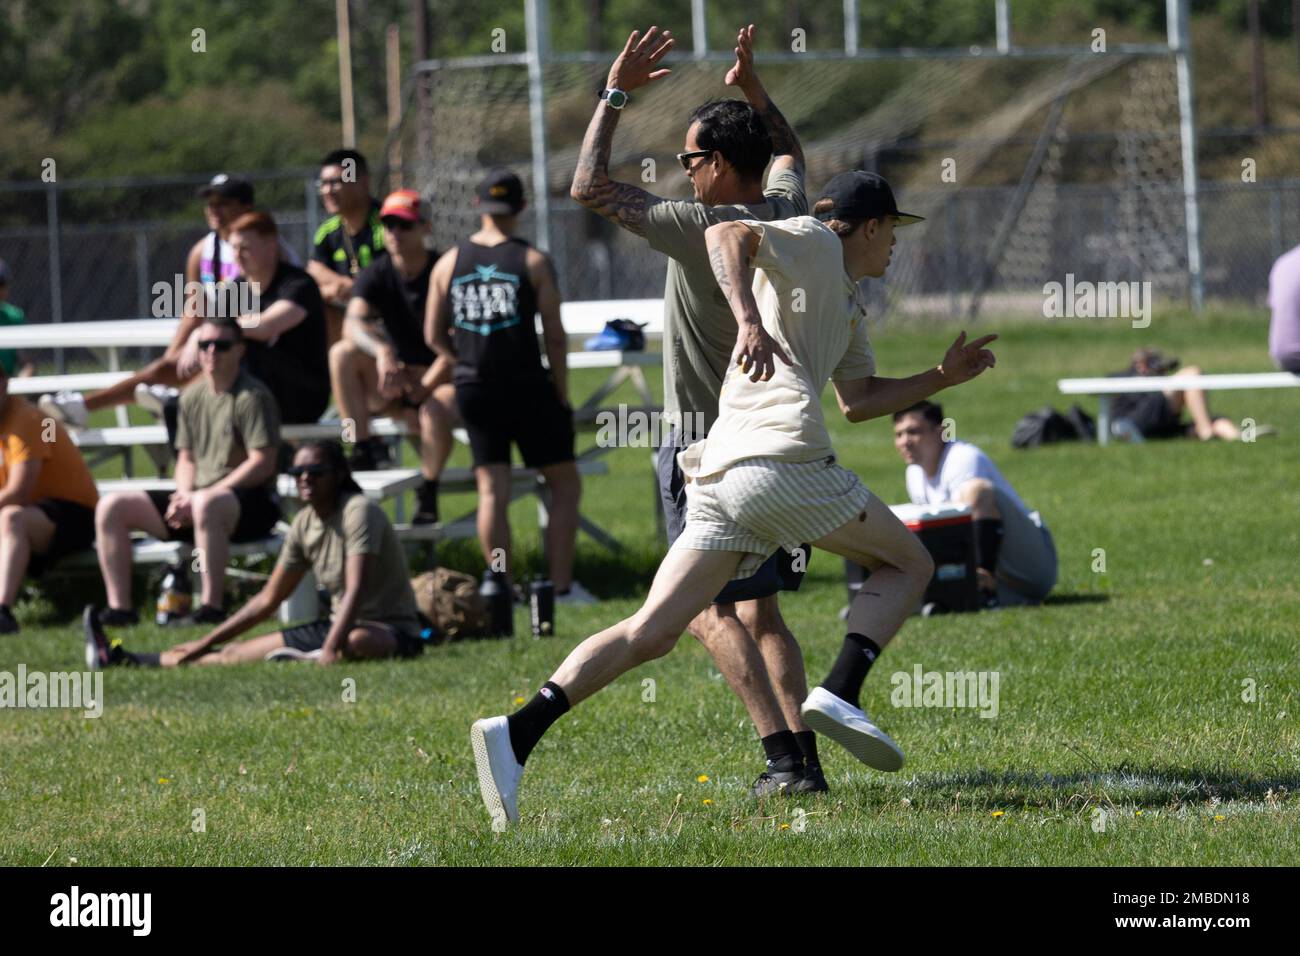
[815, 171, 923, 227]
[474, 169, 525, 215]
[196, 174, 255, 205]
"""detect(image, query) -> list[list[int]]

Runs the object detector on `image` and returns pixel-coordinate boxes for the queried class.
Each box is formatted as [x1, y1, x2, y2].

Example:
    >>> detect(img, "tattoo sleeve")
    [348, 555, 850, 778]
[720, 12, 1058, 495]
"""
[571, 101, 655, 237]
[753, 93, 805, 172]
[708, 245, 733, 297]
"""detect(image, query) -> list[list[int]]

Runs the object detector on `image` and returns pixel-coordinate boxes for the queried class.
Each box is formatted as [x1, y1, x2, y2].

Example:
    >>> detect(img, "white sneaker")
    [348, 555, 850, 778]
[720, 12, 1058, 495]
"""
[470, 715, 524, 829]
[264, 646, 322, 662]
[800, 685, 905, 772]
[555, 581, 598, 605]
[38, 390, 88, 429]
[135, 383, 179, 419]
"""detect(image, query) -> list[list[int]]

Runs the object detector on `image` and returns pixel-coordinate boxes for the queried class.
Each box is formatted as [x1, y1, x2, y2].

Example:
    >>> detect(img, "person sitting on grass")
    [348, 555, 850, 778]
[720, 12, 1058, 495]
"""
[0, 364, 100, 634]
[86, 441, 425, 668]
[89, 316, 282, 628]
[893, 399, 1056, 608]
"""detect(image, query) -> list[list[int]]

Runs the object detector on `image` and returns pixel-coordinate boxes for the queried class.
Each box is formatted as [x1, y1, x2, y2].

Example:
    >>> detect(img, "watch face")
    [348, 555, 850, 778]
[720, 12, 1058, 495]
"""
[606, 89, 628, 109]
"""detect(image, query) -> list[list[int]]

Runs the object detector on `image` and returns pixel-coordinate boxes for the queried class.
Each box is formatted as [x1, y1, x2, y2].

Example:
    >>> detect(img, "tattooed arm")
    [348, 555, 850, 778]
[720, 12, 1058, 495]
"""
[724, 24, 805, 176]
[570, 26, 675, 237]
[569, 105, 657, 237]
[704, 220, 791, 383]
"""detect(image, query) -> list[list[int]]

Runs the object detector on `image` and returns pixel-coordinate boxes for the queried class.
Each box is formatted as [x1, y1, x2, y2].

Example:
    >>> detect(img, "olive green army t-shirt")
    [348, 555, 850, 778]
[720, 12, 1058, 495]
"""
[642, 167, 807, 435]
[175, 372, 281, 490]
[277, 492, 421, 632]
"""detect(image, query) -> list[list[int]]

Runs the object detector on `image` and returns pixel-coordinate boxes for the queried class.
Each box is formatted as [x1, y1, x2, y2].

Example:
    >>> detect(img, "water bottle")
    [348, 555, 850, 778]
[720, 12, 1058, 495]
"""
[479, 570, 513, 637]
[156, 561, 192, 626]
[530, 578, 555, 638]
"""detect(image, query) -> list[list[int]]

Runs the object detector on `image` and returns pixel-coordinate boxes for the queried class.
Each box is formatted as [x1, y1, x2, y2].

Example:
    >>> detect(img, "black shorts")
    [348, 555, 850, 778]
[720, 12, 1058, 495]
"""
[655, 427, 809, 604]
[27, 498, 96, 577]
[1115, 392, 1187, 439]
[281, 618, 424, 658]
[146, 486, 281, 544]
[455, 378, 575, 469]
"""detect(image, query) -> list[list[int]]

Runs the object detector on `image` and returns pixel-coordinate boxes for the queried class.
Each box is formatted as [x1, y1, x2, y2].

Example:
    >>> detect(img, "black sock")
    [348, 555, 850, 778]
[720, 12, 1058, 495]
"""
[124, 651, 160, 667]
[973, 518, 1004, 584]
[820, 633, 883, 709]
[761, 730, 802, 774]
[506, 681, 570, 766]
[794, 730, 821, 769]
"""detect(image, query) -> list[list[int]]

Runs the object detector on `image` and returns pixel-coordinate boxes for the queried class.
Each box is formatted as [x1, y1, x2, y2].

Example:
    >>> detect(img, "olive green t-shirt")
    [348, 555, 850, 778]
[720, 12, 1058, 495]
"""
[277, 492, 420, 632]
[175, 372, 281, 491]
[642, 166, 807, 435]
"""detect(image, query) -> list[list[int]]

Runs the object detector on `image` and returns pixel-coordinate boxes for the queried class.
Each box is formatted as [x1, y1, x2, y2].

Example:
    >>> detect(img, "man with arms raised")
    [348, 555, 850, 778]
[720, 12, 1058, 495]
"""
[570, 24, 821, 794]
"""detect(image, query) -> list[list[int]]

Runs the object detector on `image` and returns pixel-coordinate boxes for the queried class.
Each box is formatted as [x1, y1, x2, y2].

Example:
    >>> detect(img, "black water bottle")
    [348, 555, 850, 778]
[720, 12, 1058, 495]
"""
[530, 578, 554, 638]
[479, 570, 513, 637]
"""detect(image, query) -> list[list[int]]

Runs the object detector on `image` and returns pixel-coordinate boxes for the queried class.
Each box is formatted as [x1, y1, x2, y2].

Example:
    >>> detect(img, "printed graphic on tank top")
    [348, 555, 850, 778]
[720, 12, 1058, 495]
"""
[448, 238, 546, 386]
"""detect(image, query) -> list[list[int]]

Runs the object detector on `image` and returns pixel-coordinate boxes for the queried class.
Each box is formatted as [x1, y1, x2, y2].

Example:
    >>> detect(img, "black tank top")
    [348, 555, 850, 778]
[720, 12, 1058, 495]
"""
[447, 237, 545, 386]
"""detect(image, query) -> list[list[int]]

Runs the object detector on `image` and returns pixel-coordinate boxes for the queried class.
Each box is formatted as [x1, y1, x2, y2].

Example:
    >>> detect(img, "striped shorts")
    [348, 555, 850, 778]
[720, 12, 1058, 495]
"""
[672, 455, 873, 579]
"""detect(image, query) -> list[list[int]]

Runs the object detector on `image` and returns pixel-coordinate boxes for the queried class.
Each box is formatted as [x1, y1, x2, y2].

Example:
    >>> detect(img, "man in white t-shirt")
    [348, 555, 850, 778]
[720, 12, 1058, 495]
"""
[471, 171, 1000, 827]
[893, 400, 1056, 606]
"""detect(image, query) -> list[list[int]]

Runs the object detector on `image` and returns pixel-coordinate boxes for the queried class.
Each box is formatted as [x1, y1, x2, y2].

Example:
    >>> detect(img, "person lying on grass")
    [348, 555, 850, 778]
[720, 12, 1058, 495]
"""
[85, 440, 426, 668]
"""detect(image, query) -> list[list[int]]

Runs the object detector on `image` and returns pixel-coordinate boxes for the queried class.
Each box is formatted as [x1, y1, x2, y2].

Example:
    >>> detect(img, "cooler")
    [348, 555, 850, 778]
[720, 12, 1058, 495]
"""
[844, 503, 980, 614]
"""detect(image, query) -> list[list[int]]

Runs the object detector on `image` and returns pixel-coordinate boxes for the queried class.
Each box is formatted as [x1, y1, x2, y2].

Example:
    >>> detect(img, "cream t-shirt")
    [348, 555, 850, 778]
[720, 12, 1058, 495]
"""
[678, 216, 875, 479]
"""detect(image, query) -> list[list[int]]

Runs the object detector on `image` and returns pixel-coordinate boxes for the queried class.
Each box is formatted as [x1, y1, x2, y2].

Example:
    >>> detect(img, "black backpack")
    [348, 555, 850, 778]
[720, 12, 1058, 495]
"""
[1012, 404, 1096, 448]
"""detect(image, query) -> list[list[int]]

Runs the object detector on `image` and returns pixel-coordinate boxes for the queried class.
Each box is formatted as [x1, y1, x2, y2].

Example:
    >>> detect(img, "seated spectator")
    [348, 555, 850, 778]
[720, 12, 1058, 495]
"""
[1268, 243, 1300, 373]
[0, 364, 99, 634]
[86, 441, 425, 667]
[307, 149, 384, 347]
[427, 169, 593, 603]
[331, 189, 454, 523]
[228, 211, 331, 425]
[89, 317, 282, 627]
[893, 400, 1056, 607]
[1109, 347, 1241, 441]
[38, 175, 298, 429]
[0, 258, 35, 377]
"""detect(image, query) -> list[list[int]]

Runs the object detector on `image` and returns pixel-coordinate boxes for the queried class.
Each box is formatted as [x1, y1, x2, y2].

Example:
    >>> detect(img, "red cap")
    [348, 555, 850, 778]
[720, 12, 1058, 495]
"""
[379, 189, 424, 222]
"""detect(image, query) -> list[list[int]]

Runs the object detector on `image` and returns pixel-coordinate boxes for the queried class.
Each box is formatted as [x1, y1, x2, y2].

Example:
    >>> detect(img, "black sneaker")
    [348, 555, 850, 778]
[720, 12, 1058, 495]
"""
[413, 480, 439, 525]
[348, 438, 391, 472]
[84, 605, 124, 670]
[181, 604, 227, 626]
[0, 605, 19, 635]
[751, 769, 803, 798]
[97, 606, 139, 627]
[791, 763, 830, 794]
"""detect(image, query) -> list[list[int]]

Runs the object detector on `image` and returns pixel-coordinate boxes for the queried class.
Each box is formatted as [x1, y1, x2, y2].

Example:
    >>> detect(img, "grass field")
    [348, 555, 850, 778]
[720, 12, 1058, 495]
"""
[2, 308, 1297, 866]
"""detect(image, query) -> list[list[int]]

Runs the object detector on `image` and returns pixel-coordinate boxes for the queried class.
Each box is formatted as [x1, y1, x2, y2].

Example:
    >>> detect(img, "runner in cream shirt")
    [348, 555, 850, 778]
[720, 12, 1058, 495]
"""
[470, 171, 998, 827]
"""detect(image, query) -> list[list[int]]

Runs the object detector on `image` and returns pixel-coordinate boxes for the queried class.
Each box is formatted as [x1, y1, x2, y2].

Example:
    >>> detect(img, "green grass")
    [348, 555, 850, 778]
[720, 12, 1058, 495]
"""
[2, 308, 1298, 866]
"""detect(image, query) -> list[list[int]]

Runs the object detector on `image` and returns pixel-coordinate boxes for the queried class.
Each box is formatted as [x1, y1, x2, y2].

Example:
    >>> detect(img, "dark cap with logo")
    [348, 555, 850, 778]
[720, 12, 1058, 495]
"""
[815, 171, 923, 227]
[196, 174, 255, 205]
[474, 169, 525, 215]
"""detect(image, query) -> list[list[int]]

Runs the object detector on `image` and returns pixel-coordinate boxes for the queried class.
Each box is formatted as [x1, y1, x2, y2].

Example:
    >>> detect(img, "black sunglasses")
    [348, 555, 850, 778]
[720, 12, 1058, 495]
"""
[677, 149, 713, 172]
[197, 339, 236, 353]
[382, 217, 416, 231]
[287, 464, 333, 478]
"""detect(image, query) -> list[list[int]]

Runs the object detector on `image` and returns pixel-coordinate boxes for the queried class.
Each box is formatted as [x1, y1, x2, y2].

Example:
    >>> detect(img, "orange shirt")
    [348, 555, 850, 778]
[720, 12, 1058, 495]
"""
[0, 397, 98, 510]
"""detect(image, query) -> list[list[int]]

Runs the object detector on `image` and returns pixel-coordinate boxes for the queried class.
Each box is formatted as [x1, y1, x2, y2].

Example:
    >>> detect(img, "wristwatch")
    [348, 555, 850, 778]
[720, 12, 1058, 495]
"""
[599, 88, 630, 110]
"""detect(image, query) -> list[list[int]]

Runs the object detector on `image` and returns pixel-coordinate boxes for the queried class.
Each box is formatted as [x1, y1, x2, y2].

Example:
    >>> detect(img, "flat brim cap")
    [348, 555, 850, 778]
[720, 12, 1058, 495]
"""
[815, 170, 924, 226]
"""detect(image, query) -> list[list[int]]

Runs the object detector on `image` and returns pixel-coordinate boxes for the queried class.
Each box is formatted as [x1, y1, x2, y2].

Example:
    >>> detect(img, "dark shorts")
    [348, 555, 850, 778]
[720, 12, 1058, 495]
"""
[281, 618, 424, 658]
[146, 486, 281, 544]
[455, 379, 575, 469]
[655, 427, 809, 604]
[1114, 392, 1187, 439]
[27, 498, 96, 577]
